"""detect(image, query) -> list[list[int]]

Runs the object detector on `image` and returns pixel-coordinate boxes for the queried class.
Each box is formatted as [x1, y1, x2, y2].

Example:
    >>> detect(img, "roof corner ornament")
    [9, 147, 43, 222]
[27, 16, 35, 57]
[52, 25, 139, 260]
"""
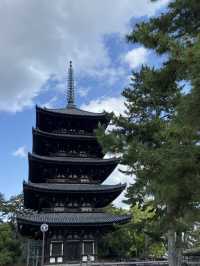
[67, 61, 76, 108]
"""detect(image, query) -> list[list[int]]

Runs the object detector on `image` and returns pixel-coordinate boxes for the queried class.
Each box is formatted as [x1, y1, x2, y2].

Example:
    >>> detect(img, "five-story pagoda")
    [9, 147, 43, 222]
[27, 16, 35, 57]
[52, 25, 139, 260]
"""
[17, 62, 130, 265]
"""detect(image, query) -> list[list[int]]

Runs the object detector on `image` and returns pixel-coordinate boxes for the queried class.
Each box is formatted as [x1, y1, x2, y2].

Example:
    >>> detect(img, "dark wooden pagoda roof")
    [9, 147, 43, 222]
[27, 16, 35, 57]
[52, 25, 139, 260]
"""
[24, 182, 126, 193]
[29, 152, 119, 165]
[17, 212, 131, 226]
[33, 128, 98, 140]
[36, 105, 109, 120]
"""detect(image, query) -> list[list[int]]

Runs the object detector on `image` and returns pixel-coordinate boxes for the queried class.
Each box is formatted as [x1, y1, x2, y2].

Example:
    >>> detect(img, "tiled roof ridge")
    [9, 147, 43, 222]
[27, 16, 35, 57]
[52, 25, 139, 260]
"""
[36, 105, 108, 118]
[17, 212, 131, 226]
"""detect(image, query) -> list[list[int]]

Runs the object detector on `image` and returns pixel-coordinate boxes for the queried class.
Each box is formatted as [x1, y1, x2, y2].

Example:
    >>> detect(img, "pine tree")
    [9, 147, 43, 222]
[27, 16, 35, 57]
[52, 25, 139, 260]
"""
[98, 1, 200, 265]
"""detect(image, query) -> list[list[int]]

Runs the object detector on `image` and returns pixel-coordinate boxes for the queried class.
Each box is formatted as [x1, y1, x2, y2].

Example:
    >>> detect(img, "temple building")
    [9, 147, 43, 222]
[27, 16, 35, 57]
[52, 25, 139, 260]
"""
[17, 62, 130, 265]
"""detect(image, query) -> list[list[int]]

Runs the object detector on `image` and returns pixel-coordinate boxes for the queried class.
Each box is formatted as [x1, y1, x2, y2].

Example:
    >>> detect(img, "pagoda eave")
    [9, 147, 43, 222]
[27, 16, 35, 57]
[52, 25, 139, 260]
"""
[23, 182, 126, 193]
[29, 152, 119, 166]
[17, 212, 131, 239]
[36, 105, 110, 121]
[17, 212, 131, 227]
[33, 127, 98, 140]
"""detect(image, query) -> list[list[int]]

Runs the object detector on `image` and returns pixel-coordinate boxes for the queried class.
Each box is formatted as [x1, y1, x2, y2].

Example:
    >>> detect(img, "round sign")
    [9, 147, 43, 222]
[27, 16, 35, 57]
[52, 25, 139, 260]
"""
[40, 223, 48, 232]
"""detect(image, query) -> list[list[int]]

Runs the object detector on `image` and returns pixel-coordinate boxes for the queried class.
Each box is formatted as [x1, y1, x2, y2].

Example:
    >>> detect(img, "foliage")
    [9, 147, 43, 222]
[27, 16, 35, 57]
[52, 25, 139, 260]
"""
[97, 1, 200, 265]
[0, 193, 24, 223]
[0, 223, 22, 266]
[98, 204, 166, 260]
[0, 193, 25, 265]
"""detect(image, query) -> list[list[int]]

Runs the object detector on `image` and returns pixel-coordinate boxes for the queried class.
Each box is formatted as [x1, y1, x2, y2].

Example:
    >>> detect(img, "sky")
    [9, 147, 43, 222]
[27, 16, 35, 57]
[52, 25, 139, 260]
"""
[0, 0, 170, 207]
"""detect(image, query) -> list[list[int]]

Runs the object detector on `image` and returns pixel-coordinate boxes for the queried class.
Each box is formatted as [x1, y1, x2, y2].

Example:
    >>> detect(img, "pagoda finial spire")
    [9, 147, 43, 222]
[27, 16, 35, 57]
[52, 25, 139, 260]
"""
[67, 61, 75, 108]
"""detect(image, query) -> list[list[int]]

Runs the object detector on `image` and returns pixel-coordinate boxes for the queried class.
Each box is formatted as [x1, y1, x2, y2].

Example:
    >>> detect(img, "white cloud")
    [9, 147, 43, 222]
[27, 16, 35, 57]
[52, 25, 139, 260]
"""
[104, 164, 134, 209]
[88, 66, 126, 87]
[12, 146, 27, 158]
[81, 96, 125, 115]
[125, 47, 149, 69]
[78, 87, 90, 97]
[0, 0, 169, 113]
[41, 96, 58, 109]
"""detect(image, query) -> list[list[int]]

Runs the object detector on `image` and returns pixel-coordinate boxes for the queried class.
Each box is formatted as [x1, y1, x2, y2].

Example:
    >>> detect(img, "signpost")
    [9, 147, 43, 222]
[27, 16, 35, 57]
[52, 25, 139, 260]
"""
[40, 223, 48, 266]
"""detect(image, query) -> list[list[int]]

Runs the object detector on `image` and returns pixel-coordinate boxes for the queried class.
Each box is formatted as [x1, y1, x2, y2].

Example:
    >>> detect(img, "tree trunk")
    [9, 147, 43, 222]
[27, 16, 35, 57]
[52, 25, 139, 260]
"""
[168, 229, 183, 266]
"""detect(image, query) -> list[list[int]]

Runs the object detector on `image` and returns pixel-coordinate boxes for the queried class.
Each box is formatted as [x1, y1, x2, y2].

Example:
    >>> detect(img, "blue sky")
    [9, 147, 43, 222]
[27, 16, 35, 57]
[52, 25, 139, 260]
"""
[0, 0, 170, 206]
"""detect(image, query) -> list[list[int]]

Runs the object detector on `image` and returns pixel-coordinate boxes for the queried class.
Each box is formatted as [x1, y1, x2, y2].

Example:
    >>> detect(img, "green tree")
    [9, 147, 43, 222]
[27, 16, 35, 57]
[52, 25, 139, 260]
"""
[97, 1, 200, 265]
[0, 193, 6, 222]
[0, 193, 24, 223]
[98, 205, 133, 259]
[98, 204, 166, 260]
[130, 204, 166, 259]
[0, 193, 25, 265]
[5, 194, 24, 223]
[0, 223, 22, 266]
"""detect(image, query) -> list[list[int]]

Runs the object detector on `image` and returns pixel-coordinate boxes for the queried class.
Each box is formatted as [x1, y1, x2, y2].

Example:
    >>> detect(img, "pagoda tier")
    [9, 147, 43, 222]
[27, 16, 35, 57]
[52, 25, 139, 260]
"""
[23, 182, 126, 210]
[32, 128, 104, 158]
[18, 212, 131, 263]
[28, 153, 118, 184]
[18, 212, 131, 262]
[36, 106, 110, 135]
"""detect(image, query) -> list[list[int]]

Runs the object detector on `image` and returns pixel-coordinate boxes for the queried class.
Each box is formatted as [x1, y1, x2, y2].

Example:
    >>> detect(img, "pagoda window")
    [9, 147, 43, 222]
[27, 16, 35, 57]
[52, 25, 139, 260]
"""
[82, 240, 95, 256]
[50, 241, 63, 263]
